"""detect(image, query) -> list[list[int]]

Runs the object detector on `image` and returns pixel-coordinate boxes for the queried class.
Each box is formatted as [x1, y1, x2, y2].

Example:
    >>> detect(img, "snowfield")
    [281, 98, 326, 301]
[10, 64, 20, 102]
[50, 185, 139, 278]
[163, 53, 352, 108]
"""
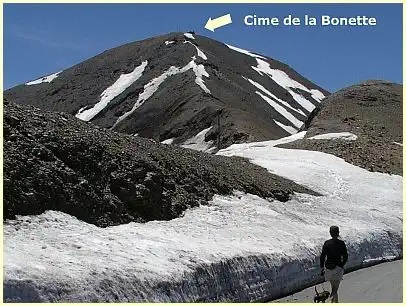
[4, 132, 402, 302]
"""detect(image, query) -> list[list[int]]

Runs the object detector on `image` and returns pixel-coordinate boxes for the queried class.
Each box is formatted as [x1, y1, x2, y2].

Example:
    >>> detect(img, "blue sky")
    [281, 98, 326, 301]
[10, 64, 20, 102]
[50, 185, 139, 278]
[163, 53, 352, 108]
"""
[3, 3, 402, 91]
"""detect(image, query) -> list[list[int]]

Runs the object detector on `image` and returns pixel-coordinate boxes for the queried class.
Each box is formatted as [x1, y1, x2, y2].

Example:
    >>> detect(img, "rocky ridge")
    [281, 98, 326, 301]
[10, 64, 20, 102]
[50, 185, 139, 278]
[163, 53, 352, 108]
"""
[280, 80, 402, 175]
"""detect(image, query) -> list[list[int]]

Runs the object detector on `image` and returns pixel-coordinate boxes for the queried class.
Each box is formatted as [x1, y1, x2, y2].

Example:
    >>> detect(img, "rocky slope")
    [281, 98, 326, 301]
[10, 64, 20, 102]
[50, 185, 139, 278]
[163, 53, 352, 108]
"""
[4, 32, 328, 151]
[4, 100, 317, 227]
[280, 80, 402, 175]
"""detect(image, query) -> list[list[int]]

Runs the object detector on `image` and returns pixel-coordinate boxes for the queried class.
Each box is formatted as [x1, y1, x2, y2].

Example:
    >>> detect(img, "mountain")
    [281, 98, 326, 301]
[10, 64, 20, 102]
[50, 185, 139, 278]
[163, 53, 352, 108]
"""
[279, 80, 402, 175]
[4, 32, 328, 151]
[4, 99, 316, 227]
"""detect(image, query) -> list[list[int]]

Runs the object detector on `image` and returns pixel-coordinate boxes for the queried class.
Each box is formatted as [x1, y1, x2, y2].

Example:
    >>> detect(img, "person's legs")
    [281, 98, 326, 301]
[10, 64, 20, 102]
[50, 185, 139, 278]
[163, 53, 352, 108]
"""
[329, 280, 341, 303]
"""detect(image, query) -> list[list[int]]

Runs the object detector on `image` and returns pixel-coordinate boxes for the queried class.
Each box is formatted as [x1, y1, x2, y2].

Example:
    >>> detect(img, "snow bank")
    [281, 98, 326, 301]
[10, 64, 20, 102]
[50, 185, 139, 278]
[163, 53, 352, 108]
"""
[308, 132, 358, 141]
[226, 44, 267, 60]
[76, 61, 148, 121]
[4, 132, 402, 302]
[25, 71, 62, 85]
[113, 60, 210, 127]
[181, 126, 215, 153]
[184, 33, 195, 39]
[252, 59, 325, 112]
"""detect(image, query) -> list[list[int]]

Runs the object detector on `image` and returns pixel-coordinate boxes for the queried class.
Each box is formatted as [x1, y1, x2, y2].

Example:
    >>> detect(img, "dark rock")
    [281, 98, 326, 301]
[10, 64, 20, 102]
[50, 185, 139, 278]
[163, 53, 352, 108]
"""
[280, 80, 402, 175]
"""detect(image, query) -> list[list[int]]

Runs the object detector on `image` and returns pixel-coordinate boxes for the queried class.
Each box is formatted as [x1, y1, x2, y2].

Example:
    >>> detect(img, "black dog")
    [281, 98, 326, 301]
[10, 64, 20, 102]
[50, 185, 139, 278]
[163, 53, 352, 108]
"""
[314, 286, 330, 303]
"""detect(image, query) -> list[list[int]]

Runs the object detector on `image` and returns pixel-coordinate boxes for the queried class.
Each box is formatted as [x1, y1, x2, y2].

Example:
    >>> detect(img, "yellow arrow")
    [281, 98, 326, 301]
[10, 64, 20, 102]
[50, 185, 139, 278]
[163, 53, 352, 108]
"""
[205, 14, 232, 32]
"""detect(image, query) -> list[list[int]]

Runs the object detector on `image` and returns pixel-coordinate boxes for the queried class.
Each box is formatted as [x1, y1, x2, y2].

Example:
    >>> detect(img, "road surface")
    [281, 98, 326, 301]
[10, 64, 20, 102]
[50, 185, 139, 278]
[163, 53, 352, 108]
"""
[274, 260, 402, 303]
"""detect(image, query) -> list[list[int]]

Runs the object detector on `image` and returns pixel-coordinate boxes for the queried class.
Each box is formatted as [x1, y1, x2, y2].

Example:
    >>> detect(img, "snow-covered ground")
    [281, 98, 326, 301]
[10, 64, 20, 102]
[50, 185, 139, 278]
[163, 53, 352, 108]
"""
[25, 71, 62, 85]
[4, 132, 402, 302]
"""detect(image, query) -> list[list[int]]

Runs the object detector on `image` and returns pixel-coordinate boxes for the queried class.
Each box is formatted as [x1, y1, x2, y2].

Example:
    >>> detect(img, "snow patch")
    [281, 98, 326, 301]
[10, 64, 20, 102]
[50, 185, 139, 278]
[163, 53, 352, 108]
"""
[165, 41, 175, 45]
[256, 91, 303, 129]
[113, 60, 210, 127]
[76, 61, 148, 122]
[273, 120, 298, 135]
[184, 41, 207, 60]
[244, 77, 306, 117]
[309, 89, 326, 101]
[184, 33, 195, 39]
[252, 59, 326, 112]
[25, 71, 62, 85]
[192, 62, 210, 93]
[308, 132, 358, 141]
[226, 44, 267, 60]
[181, 126, 215, 153]
[393, 142, 402, 147]
[161, 138, 176, 145]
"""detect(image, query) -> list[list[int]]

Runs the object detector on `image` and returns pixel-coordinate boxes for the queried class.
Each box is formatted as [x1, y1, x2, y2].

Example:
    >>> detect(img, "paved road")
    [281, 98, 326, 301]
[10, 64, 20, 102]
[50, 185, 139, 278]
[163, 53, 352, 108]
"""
[274, 260, 402, 303]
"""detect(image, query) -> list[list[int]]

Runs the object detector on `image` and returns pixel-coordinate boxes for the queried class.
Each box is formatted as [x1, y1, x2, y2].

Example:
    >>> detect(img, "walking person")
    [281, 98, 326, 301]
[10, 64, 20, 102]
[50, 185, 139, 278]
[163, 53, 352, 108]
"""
[320, 226, 348, 303]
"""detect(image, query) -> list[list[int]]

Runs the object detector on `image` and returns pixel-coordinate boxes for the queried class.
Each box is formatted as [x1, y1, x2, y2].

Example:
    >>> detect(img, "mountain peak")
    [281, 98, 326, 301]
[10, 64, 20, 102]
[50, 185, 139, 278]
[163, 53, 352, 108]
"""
[4, 32, 329, 151]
